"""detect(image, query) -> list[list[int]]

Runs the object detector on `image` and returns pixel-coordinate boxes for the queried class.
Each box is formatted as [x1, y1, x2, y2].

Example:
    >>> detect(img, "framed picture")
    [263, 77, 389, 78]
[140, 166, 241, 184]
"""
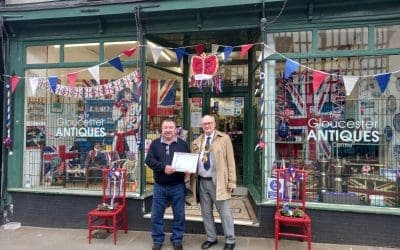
[50, 95, 63, 113]
[26, 126, 46, 149]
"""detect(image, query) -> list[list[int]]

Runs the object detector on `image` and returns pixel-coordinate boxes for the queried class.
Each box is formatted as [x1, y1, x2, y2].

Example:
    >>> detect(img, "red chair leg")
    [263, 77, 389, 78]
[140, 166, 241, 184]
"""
[113, 215, 117, 245]
[275, 221, 279, 250]
[307, 223, 312, 250]
[123, 210, 128, 233]
[88, 214, 92, 244]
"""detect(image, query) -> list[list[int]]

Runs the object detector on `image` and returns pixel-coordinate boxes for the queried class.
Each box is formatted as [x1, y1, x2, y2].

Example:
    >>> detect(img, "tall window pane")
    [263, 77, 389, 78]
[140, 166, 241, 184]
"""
[26, 45, 60, 64]
[318, 27, 368, 51]
[375, 25, 400, 49]
[64, 43, 99, 62]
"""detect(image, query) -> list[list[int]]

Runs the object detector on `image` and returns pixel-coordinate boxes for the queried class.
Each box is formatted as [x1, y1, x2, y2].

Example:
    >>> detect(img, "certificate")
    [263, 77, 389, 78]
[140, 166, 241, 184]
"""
[172, 152, 199, 173]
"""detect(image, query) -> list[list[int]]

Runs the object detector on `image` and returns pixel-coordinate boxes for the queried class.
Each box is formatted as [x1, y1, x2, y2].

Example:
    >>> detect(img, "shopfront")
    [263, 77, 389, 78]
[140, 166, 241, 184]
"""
[1, 0, 400, 247]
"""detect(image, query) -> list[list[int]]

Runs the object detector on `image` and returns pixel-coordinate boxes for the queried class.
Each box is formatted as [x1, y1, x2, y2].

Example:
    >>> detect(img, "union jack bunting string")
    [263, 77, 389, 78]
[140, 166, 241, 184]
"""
[4, 42, 400, 98]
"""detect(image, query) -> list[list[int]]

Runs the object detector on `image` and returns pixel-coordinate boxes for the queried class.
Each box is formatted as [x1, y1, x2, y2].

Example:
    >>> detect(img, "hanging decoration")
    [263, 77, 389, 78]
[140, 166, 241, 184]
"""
[3, 83, 13, 151]
[255, 71, 266, 151]
[190, 53, 222, 93]
[191, 53, 219, 81]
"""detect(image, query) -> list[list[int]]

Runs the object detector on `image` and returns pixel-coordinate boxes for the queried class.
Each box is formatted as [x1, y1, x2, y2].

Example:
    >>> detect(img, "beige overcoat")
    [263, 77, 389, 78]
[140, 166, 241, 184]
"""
[190, 130, 236, 202]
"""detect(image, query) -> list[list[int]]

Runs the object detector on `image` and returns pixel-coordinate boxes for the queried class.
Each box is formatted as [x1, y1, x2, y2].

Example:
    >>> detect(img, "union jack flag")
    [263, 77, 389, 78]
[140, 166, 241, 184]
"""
[277, 70, 345, 161]
[148, 79, 177, 116]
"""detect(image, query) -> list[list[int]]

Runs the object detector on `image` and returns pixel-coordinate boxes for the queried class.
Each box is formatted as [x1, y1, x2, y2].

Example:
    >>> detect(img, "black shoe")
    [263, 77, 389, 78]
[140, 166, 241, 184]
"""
[173, 242, 183, 250]
[223, 243, 235, 250]
[152, 243, 162, 250]
[201, 240, 218, 249]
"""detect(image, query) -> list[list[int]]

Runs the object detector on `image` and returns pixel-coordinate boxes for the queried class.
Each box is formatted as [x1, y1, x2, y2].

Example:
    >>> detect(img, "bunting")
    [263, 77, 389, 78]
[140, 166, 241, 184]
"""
[4, 41, 400, 99]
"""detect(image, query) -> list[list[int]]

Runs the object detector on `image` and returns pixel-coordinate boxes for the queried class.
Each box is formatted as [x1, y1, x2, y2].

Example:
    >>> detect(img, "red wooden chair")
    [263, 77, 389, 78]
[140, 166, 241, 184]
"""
[88, 168, 128, 245]
[275, 168, 312, 250]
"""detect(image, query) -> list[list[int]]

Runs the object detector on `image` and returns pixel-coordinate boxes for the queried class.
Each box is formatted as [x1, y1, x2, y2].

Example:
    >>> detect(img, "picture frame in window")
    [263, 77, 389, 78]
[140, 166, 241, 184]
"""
[50, 95, 63, 113]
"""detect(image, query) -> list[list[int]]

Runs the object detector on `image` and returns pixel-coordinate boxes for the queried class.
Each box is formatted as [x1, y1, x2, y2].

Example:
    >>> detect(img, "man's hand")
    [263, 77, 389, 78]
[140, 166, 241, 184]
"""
[164, 165, 175, 175]
[227, 187, 234, 193]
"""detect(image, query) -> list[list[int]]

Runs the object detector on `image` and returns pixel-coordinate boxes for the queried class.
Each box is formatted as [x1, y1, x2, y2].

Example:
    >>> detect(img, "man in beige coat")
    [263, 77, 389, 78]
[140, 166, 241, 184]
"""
[191, 115, 236, 250]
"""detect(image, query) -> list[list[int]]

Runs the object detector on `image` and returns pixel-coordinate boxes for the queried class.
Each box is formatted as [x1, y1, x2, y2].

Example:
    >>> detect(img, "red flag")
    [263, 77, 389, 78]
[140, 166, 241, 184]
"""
[10, 76, 20, 93]
[312, 70, 328, 93]
[67, 72, 78, 87]
[195, 44, 204, 55]
[123, 47, 137, 57]
[240, 44, 254, 57]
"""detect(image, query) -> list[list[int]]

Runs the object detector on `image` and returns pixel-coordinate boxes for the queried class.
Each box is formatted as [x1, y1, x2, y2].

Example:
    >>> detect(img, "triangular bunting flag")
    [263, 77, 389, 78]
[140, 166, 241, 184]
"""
[284, 59, 299, 79]
[375, 73, 391, 94]
[240, 44, 254, 57]
[122, 47, 137, 57]
[29, 77, 40, 96]
[108, 57, 124, 73]
[195, 44, 204, 55]
[312, 70, 328, 93]
[342, 75, 359, 96]
[211, 44, 219, 55]
[88, 65, 100, 85]
[150, 46, 163, 64]
[67, 72, 78, 87]
[257, 45, 275, 62]
[223, 46, 234, 63]
[10, 76, 20, 93]
[48, 76, 58, 93]
[174, 48, 186, 64]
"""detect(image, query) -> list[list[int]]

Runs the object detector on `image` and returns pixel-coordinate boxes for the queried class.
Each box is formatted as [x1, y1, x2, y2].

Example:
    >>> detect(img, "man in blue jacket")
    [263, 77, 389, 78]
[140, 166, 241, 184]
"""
[145, 119, 190, 250]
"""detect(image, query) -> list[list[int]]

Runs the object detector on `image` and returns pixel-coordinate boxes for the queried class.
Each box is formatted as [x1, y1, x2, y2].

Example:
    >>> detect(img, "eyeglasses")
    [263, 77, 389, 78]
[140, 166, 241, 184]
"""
[165, 144, 170, 156]
[201, 122, 214, 126]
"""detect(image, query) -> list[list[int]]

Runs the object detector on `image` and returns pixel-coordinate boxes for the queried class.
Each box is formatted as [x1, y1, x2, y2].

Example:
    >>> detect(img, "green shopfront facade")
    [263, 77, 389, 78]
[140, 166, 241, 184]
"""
[1, 0, 400, 247]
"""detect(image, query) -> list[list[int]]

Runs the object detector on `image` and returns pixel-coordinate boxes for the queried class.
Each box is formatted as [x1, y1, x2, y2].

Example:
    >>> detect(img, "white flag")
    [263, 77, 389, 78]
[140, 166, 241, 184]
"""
[88, 65, 100, 85]
[257, 45, 275, 62]
[151, 46, 163, 64]
[211, 44, 219, 55]
[29, 77, 41, 96]
[342, 75, 359, 96]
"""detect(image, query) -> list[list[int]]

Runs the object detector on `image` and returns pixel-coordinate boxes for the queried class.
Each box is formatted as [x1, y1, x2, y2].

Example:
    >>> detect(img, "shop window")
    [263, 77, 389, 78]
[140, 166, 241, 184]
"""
[375, 25, 400, 49]
[318, 27, 368, 51]
[268, 56, 400, 207]
[220, 64, 248, 87]
[26, 45, 60, 64]
[23, 66, 143, 194]
[268, 31, 312, 53]
[64, 43, 100, 62]
[23, 64, 184, 196]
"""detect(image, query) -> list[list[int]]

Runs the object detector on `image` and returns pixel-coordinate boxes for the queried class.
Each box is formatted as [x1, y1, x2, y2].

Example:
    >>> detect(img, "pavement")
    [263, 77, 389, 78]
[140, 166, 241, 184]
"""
[1, 226, 399, 250]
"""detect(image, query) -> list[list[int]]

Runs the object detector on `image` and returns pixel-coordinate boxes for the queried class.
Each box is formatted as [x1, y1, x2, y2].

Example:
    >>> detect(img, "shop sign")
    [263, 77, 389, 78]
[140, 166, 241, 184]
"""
[266, 177, 283, 200]
[306, 118, 380, 147]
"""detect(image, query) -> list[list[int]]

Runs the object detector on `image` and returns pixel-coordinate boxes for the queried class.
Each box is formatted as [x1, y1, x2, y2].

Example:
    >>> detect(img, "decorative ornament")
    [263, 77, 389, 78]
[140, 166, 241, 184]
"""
[384, 126, 393, 142]
[278, 118, 290, 139]
[392, 113, 400, 133]
[387, 95, 396, 113]
[191, 53, 219, 81]
[3, 83, 13, 150]
[255, 140, 265, 151]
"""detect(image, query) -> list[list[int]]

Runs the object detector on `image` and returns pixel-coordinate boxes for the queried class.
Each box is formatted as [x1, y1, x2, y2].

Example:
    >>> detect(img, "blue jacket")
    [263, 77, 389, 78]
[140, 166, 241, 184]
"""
[145, 137, 189, 186]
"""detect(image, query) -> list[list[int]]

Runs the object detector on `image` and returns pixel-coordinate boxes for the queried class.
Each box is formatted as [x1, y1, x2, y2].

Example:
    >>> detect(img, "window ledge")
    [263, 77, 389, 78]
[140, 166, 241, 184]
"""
[8, 187, 147, 199]
[259, 200, 400, 216]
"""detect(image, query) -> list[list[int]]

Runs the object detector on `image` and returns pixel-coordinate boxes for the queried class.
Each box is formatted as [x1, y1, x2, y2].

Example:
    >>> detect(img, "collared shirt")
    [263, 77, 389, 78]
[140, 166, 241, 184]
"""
[198, 132, 215, 178]
[145, 135, 190, 186]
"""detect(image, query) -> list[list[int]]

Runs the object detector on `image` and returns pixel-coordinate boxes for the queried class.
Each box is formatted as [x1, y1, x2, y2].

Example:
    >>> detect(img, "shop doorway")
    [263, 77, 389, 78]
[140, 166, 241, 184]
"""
[189, 93, 247, 187]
